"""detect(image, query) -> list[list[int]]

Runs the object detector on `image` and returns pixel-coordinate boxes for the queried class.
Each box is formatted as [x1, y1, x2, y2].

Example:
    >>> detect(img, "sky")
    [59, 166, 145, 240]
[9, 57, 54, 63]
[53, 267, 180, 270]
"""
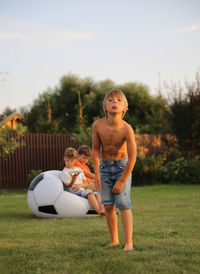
[0, 0, 200, 113]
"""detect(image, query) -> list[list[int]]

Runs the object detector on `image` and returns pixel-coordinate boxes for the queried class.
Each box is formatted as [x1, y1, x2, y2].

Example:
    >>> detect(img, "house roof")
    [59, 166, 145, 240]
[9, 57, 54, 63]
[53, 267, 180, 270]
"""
[0, 112, 23, 126]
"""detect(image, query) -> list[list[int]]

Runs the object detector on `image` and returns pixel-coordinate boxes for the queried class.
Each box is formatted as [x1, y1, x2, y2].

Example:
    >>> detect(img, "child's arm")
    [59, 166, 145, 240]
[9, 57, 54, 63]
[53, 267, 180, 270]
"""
[83, 169, 95, 180]
[68, 172, 81, 188]
[92, 121, 101, 190]
[112, 125, 137, 194]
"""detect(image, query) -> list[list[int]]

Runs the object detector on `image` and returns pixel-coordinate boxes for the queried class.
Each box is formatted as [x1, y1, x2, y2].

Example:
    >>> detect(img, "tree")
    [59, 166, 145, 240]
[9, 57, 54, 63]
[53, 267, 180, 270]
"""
[119, 82, 171, 133]
[23, 73, 171, 135]
[0, 125, 26, 159]
[23, 89, 60, 133]
[0, 108, 27, 159]
[83, 79, 116, 125]
[53, 74, 95, 132]
[166, 71, 200, 155]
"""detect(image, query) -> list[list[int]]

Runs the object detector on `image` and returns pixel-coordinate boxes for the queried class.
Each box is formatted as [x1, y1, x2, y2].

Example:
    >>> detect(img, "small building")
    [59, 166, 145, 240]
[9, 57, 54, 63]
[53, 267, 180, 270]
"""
[0, 112, 23, 129]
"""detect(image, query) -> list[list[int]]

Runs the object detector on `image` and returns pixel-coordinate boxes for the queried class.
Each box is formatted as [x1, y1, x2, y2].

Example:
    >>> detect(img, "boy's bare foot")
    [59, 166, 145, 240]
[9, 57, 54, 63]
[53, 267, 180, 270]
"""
[122, 245, 133, 251]
[98, 210, 105, 218]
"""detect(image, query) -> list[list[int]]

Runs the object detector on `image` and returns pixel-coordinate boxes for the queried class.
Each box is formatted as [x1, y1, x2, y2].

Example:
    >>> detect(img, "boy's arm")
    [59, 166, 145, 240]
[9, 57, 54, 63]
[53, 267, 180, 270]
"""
[112, 126, 137, 194]
[92, 121, 101, 190]
[75, 160, 95, 180]
[84, 169, 95, 180]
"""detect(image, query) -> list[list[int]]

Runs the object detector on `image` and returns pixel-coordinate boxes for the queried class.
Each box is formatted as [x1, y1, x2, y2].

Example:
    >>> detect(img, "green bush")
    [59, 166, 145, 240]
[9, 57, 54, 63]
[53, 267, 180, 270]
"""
[132, 154, 200, 186]
[27, 169, 43, 187]
[158, 156, 200, 184]
[132, 154, 166, 186]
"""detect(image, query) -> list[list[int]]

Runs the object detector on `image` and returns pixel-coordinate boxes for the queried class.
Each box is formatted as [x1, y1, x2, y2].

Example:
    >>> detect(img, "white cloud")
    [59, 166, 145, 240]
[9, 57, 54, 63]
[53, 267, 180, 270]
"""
[0, 18, 23, 28]
[184, 21, 200, 33]
[43, 31, 91, 47]
[0, 30, 91, 46]
[0, 32, 24, 39]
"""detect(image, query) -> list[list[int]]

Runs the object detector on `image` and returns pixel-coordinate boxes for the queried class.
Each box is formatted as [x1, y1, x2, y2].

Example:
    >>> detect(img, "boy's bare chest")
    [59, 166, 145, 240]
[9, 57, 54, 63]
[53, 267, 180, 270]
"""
[98, 126, 126, 146]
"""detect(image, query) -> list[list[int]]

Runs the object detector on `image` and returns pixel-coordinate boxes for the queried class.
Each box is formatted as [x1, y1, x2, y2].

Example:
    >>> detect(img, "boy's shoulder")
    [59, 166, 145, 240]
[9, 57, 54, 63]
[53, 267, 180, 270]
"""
[92, 118, 106, 130]
[122, 120, 134, 130]
[93, 117, 105, 125]
[123, 121, 135, 137]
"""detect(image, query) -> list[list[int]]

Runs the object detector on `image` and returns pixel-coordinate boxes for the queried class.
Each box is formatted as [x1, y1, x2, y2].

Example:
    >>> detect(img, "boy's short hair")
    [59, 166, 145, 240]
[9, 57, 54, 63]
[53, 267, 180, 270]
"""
[77, 145, 91, 157]
[103, 89, 128, 116]
[64, 147, 77, 159]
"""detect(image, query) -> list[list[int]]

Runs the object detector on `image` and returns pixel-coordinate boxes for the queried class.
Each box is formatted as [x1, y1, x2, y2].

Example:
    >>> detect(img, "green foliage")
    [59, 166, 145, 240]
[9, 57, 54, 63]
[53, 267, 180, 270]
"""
[133, 154, 166, 186]
[121, 83, 171, 133]
[27, 169, 43, 186]
[0, 125, 27, 159]
[1, 106, 16, 116]
[23, 73, 171, 134]
[71, 126, 92, 147]
[166, 71, 200, 155]
[158, 156, 200, 184]
[133, 153, 200, 186]
[23, 89, 61, 133]
[34, 120, 60, 133]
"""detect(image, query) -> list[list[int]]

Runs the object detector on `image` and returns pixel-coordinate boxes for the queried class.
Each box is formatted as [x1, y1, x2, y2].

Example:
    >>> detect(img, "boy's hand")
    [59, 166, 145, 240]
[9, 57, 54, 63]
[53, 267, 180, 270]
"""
[112, 180, 125, 194]
[94, 175, 101, 191]
[70, 171, 81, 179]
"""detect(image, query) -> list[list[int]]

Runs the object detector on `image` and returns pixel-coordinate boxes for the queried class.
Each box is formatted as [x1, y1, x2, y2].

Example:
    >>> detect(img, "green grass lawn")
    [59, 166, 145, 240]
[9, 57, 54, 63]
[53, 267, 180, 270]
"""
[0, 185, 200, 274]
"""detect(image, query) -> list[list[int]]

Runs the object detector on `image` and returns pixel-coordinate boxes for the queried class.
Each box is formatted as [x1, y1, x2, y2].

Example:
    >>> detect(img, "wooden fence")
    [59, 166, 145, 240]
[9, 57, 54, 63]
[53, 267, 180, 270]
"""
[0, 133, 171, 189]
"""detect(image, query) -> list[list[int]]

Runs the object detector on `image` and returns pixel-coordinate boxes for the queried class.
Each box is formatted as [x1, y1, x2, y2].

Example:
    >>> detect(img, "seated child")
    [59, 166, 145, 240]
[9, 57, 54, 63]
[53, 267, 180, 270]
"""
[61, 147, 105, 217]
[74, 145, 97, 191]
[75, 145, 118, 214]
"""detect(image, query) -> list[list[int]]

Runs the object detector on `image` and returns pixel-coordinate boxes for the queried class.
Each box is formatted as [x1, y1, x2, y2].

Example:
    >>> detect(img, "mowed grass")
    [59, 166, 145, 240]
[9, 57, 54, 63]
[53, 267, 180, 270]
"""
[0, 185, 200, 274]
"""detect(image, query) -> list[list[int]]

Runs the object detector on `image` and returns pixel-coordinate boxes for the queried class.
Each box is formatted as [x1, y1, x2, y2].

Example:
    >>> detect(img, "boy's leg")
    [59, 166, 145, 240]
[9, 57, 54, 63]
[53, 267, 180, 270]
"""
[87, 193, 103, 217]
[96, 194, 105, 214]
[120, 208, 133, 250]
[105, 204, 119, 246]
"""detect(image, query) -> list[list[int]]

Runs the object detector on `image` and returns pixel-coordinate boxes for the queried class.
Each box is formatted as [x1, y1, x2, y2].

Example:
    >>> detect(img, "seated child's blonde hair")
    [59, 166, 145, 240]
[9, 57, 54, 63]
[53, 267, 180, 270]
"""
[64, 147, 78, 159]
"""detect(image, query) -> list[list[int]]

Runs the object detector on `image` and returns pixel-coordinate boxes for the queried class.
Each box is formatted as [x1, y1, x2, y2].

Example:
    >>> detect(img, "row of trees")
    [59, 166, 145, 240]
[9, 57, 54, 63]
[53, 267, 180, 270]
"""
[165, 73, 200, 156]
[20, 74, 170, 134]
[2, 71, 200, 156]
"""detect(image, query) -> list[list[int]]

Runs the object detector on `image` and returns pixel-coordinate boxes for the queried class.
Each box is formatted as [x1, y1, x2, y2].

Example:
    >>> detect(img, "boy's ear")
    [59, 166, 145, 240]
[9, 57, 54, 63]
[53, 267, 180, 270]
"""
[104, 107, 108, 117]
[122, 108, 127, 118]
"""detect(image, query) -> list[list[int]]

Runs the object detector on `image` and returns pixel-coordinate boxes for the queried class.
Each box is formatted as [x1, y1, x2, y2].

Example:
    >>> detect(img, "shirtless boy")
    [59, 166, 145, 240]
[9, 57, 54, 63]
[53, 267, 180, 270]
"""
[92, 89, 137, 251]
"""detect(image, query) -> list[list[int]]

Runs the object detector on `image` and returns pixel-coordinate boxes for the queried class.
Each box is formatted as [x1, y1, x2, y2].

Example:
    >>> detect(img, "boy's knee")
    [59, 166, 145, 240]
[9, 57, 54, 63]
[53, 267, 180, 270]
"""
[87, 193, 94, 198]
[105, 204, 115, 213]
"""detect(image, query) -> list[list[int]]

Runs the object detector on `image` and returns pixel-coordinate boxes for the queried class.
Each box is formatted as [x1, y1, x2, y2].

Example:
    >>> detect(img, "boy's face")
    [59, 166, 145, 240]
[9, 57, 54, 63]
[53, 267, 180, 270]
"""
[64, 157, 76, 169]
[77, 154, 89, 165]
[104, 95, 126, 115]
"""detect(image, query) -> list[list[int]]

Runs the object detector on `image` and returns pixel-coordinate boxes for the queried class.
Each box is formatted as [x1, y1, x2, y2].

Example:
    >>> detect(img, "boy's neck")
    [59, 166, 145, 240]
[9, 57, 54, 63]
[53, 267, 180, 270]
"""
[66, 165, 75, 169]
[106, 113, 123, 125]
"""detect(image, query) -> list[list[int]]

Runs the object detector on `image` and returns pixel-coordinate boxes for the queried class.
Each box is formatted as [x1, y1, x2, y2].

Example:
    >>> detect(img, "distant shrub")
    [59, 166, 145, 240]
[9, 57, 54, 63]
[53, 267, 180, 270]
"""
[165, 149, 183, 162]
[132, 154, 166, 186]
[132, 154, 200, 186]
[27, 169, 43, 187]
[158, 156, 200, 184]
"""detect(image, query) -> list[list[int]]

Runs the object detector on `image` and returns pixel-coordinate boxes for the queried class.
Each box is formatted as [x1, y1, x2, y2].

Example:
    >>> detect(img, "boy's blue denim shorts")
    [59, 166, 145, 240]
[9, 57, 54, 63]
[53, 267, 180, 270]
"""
[100, 157, 132, 209]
